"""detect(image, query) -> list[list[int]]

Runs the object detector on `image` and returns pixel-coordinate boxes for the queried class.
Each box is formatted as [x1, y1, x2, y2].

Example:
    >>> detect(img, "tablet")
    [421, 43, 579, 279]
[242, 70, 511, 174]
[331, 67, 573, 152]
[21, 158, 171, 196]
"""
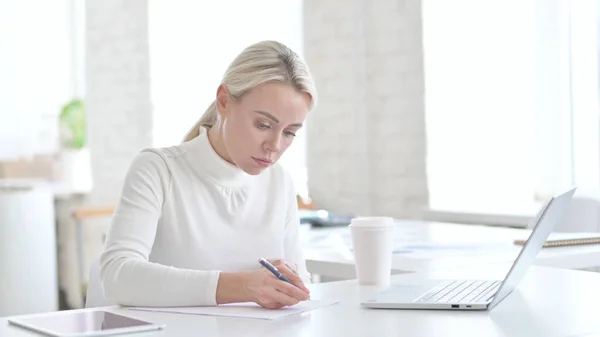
[8, 310, 165, 337]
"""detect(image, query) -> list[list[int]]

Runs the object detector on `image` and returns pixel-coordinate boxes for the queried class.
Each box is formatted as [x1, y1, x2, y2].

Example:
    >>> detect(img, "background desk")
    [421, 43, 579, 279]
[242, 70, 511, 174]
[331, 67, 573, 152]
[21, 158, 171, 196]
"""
[3, 266, 600, 337]
[301, 220, 600, 281]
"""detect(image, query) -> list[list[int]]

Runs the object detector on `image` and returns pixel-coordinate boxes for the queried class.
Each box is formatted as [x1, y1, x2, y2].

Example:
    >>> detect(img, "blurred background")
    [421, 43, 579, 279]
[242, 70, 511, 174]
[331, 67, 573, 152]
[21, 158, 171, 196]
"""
[1, 0, 599, 317]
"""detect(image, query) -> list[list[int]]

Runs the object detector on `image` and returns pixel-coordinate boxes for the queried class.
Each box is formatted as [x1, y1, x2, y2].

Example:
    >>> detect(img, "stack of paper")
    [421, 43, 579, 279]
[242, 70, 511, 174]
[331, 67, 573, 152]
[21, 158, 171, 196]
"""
[129, 299, 339, 320]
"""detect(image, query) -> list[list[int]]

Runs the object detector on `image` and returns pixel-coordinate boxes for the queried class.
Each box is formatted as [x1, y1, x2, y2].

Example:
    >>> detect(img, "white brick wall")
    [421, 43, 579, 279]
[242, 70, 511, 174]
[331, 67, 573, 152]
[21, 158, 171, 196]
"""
[304, 0, 429, 218]
[56, 0, 153, 309]
[86, 0, 153, 206]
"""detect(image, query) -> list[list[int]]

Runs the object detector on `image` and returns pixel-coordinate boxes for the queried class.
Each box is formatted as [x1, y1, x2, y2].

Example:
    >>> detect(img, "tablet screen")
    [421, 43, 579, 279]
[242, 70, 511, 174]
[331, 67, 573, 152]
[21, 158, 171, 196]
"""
[9, 310, 163, 336]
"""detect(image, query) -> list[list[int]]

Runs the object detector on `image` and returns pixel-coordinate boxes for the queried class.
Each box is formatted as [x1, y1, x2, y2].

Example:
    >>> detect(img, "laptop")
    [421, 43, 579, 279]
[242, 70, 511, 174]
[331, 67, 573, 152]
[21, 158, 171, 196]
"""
[361, 186, 577, 311]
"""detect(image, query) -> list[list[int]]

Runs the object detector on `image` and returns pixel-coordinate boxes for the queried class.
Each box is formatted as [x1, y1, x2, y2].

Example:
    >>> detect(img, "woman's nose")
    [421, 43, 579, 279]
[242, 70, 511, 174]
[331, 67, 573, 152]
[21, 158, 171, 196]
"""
[264, 134, 282, 153]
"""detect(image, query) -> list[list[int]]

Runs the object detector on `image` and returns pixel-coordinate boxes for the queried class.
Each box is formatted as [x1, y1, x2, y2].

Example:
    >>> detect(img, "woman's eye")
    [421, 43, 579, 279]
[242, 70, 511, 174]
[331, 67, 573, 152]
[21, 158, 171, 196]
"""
[257, 122, 270, 129]
[284, 131, 297, 137]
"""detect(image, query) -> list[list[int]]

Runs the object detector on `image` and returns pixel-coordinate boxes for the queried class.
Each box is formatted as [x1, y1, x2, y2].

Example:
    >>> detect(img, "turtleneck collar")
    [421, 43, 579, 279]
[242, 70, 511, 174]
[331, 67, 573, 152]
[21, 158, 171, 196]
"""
[183, 126, 253, 189]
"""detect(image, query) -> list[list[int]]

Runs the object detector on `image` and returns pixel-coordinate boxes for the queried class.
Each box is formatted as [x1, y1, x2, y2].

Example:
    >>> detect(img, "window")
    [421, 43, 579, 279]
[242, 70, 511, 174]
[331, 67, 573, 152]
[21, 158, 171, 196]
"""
[423, 0, 599, 220]
[148, 1, 308, 195]
[0, 0, 73, 160]
[570, 0, 600, 190]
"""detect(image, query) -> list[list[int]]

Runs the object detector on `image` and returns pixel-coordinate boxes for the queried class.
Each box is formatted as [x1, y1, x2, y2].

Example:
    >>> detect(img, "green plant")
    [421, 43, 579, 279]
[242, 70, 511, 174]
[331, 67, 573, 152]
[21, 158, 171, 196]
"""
[59, 98, 86, 149]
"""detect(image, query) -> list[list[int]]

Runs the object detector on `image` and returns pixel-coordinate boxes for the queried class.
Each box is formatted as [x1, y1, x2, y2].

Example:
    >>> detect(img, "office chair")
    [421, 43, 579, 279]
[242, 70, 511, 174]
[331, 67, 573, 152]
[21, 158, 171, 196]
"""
[71, 206, 114, 307]
[85, 258, 112, 308]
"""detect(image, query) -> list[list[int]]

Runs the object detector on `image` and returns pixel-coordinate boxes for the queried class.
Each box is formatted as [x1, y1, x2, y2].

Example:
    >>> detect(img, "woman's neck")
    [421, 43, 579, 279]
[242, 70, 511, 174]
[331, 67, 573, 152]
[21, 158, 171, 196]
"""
[207, 125, 235, 166]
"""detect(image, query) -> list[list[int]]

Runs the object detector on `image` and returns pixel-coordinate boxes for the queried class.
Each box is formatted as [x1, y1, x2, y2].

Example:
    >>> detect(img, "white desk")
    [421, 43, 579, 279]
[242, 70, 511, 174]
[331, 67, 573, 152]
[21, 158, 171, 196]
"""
[301, 220, 600, 280]
[3, 266, 600, 337]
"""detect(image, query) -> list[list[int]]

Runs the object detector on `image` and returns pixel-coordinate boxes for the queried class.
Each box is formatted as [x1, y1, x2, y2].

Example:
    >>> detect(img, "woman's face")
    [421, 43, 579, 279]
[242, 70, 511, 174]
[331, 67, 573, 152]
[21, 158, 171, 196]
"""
[216, 82, 311, 175]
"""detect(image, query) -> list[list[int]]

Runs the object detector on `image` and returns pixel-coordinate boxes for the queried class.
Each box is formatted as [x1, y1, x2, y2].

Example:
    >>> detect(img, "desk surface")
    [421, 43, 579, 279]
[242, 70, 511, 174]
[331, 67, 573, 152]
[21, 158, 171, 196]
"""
[2, 266, 600, 337]
[301, 220, 600, 279]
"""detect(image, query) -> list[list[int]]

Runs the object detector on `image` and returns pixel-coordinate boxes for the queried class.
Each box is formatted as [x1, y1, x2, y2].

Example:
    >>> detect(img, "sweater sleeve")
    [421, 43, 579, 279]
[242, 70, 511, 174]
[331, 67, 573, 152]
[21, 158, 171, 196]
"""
[283, 172, 312, 284]
[99, 150, 220, 307]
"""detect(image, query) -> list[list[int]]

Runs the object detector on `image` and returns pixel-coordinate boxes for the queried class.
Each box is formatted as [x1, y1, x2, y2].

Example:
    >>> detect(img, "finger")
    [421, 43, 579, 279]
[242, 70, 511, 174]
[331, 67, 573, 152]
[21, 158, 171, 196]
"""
[268, 259, 285, 267]
[270, 260, 300, 281]
[267, 259, 310, 295]
[269, 277, 310, 301]
[276, 263, 310, 294]
[261, 285, 300, 307]
[256, 292, 285, 310]
[285, 272, 310, 294]
[285, 261, 299, 275]
[264, 302, 285, 310]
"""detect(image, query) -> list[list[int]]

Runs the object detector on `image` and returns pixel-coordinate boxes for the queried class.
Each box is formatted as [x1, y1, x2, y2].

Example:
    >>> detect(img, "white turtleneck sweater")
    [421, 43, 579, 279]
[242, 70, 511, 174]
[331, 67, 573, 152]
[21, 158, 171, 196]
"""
[99, 127, 310, 307]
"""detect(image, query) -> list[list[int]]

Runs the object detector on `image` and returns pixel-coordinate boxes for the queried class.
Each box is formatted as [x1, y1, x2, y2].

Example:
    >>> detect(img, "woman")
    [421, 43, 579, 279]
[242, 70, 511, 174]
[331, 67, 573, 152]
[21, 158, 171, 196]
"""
[100, 40, 316, 309]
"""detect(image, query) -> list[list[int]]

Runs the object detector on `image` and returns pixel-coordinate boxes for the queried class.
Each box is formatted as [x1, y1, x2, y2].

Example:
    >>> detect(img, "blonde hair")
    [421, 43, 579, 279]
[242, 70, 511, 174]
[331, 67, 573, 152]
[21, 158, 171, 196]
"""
[183, 40, 317, 142]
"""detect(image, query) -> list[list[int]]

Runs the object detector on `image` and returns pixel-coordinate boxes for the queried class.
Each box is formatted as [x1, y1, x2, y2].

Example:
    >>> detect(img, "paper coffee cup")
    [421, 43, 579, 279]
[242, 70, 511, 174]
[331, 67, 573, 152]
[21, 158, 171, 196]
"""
[349, 217, 394, 286]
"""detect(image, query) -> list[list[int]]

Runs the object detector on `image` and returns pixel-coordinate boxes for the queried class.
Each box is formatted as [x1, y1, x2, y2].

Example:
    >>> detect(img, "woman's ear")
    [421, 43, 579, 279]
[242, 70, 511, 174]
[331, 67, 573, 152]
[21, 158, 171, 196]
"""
[216, 84, 230, 117]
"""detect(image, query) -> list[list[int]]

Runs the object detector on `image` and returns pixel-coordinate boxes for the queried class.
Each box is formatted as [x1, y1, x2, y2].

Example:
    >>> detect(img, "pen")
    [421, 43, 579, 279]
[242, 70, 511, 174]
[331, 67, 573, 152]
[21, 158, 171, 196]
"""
[259, 258, 311, 301]
[259, 258, 296, 286]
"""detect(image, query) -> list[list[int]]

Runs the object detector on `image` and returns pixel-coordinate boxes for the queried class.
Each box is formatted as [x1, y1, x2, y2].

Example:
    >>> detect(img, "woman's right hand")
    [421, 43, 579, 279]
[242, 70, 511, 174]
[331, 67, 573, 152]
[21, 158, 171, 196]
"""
[243, 264, 311, 309]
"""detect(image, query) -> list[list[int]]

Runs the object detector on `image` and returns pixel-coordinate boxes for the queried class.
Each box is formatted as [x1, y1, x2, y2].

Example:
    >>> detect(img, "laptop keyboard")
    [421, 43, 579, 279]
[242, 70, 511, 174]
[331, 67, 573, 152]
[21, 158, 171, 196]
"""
[414, 280, 502, 304]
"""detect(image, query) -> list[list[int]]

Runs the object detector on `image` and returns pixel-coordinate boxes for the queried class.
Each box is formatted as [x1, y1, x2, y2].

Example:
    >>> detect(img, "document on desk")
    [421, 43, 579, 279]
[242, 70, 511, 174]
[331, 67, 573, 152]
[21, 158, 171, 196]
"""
[129, 299, 339, 320]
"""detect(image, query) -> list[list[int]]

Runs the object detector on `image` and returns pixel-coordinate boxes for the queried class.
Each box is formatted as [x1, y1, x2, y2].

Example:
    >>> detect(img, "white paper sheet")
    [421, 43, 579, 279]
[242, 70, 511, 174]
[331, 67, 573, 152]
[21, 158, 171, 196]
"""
[128, 299, 339, 320]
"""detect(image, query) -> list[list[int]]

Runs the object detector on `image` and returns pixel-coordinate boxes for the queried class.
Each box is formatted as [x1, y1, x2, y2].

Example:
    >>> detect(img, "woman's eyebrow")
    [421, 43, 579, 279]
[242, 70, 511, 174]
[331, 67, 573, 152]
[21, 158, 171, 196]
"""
[254, 110, 303, 127]
[254, 110, 279, 123]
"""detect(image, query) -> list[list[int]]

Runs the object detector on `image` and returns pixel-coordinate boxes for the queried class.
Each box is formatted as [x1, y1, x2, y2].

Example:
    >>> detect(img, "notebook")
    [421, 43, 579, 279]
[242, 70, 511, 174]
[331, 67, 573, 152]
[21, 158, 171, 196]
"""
[515, 232, 600, 247]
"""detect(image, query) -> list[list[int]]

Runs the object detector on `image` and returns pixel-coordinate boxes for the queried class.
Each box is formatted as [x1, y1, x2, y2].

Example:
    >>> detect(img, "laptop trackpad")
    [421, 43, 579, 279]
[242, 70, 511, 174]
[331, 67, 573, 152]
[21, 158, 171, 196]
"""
[368, 280, 445, 303]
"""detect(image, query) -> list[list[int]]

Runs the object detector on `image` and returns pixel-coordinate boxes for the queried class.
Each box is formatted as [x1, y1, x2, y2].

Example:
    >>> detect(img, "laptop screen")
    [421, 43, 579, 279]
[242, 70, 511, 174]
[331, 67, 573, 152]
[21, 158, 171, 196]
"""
[489, 187, 576, 308]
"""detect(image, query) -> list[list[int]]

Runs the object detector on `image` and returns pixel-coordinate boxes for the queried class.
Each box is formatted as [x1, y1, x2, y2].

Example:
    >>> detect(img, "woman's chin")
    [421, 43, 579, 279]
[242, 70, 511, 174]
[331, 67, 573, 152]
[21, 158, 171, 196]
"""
[242, 165, 266, 176]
